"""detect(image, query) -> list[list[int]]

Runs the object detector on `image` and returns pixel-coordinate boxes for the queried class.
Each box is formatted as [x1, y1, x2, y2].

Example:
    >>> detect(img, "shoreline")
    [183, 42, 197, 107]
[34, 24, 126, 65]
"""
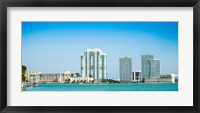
[23, 83, 178, 91]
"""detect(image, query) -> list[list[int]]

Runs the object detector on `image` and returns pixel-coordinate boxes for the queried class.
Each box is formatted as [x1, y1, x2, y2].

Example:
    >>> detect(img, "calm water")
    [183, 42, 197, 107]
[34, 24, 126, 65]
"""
[24, 83, 178, 91]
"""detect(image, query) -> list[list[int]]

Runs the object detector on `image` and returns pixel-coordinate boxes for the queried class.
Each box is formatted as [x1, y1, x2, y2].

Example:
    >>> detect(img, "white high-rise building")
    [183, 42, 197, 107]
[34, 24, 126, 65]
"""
[81, 48, 107, 82]
[119, 56, 132, 82]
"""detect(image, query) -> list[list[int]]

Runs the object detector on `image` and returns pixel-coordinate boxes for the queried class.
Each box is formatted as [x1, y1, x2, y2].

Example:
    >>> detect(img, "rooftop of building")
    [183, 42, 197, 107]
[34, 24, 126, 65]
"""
[119, 56, 132, 58]
[86, 48, 102, 52]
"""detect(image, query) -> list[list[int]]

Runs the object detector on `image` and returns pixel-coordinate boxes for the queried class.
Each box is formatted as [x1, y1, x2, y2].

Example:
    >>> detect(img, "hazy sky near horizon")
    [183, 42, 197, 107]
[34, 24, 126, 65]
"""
[22, 22, 178, 78]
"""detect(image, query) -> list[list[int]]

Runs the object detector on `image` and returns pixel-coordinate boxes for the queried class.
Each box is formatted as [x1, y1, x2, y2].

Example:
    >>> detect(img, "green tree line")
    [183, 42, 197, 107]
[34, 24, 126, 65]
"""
[22, 65, 27, 82]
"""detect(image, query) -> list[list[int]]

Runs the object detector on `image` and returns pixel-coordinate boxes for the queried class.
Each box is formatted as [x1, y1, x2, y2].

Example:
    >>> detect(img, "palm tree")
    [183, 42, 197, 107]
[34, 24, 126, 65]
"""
[83, 80, 87, 83]
[71, 73, 74, 77]
[22, 65, 27, 82]
[92, 80, 95, 83]
[65, 78, 70, 83]
[75, 73, 81, 77]
[101, 79, 108, 83]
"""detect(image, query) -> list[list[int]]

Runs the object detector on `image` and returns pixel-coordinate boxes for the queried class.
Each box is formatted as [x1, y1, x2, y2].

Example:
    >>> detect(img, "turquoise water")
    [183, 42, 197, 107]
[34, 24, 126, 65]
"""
[24, 83, 178, 91]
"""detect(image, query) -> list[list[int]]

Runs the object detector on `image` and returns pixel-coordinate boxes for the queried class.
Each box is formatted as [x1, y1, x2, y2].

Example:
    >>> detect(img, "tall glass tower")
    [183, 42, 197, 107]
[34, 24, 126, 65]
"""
[119, 56, 132, 82]
[81, 48, 107, 82]
[141, 55, 160, 78]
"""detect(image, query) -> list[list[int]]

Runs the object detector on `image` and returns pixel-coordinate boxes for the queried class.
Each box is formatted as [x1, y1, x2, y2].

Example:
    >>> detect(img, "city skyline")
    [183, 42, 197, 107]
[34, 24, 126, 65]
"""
[22, 22, 178, 78]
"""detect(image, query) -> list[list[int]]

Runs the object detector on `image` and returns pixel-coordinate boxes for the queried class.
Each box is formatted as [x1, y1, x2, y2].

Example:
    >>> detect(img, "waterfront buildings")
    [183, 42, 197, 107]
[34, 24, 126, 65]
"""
[81, 48, 107, 83]
[25, 54, 176, 84]
[26, 70, 42, 83]
[132, 71, 142, 83]
[144, 77, 175, 83]
[39, 73, 65, 83]
[26, 70, 95, 83]
[26, 70, 71, 83]
[141, 55, 160, 79]
[119, 56, 132, 82]
[140, 55, 177, 83]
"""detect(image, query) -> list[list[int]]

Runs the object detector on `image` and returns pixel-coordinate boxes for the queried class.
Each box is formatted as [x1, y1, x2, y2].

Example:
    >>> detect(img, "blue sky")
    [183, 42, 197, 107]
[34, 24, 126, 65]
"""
[22, 22, 178, 78]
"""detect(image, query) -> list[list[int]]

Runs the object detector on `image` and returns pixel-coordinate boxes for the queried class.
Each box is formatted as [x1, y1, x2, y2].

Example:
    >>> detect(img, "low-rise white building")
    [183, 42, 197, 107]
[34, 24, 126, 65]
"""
[26, 70, 42, 83]
[26, 70, 71, 83]
[132, 71, 142, 83]
[69, 77, 94, 83]
[26, 70, 95, 83]
[144, 73, 178, 83]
